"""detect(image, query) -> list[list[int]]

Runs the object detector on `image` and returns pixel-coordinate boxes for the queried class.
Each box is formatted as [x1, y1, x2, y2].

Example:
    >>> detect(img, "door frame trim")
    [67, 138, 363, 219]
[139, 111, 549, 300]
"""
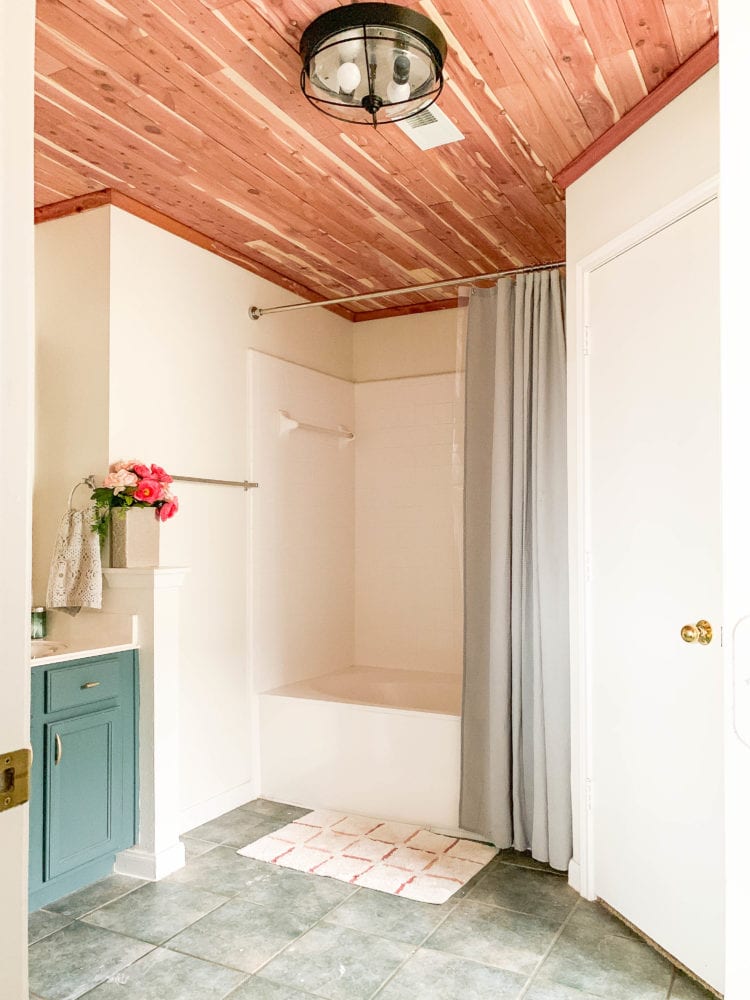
[568, 174, 720, 900]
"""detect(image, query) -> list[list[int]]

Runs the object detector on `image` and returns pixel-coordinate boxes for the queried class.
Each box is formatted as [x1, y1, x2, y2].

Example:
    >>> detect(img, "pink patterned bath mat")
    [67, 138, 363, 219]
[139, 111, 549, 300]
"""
[237, 809, 497, 904]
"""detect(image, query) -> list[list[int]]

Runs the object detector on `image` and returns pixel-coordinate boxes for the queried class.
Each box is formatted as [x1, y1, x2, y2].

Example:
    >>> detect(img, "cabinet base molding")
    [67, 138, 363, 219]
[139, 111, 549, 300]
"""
[115, 841, 186, 881]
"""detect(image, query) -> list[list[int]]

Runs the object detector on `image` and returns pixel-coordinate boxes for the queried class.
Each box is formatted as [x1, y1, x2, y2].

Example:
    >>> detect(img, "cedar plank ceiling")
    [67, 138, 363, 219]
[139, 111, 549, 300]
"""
[34, 0, 718, 320]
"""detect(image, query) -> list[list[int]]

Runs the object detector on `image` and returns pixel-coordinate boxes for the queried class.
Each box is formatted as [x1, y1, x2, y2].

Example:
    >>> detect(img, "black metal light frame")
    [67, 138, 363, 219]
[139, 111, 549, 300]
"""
[299, 3, 448, 127]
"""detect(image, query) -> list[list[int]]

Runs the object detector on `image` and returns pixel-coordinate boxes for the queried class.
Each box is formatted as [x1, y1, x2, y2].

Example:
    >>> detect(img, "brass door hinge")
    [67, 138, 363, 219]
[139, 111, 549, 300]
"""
[0, 748, 32, 812]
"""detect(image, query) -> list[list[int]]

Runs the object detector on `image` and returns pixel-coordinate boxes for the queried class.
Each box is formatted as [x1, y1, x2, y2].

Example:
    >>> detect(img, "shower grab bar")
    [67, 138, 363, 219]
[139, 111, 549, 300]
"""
[278, 410, 355, 440]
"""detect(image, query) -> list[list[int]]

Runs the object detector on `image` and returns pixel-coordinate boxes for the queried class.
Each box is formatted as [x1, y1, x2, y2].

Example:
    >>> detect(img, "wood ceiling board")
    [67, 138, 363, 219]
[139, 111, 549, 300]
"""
[465, 0, 599, 147]
[614, 0, 680, 87]
[566, 0, 648, 110]
[663, 0, 714, 61]
[425, 0, 593, 160]
[35, 0, 717, 319]
[425, 0, 581, 168]
[505, 1, 622, 137]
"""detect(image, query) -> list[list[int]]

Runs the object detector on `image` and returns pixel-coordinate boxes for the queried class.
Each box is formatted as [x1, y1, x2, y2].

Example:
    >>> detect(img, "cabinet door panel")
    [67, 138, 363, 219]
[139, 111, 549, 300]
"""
[45, 708, 122, 879]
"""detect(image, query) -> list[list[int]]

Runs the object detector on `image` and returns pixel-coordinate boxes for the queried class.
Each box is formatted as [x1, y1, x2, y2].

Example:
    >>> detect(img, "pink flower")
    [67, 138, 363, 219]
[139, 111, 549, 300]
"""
[149, 464, 173, 484]
[159, 496, 179, 521]
[110, 459, 144, 473]
[103, 469, 138, 495]
[132, 464, 151, 479]
[134, 479, 164, 504]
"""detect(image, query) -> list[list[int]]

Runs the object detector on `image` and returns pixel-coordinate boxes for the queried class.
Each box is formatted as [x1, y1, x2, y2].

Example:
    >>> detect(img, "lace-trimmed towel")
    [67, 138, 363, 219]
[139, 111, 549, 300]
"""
[46, 481, 102, 616]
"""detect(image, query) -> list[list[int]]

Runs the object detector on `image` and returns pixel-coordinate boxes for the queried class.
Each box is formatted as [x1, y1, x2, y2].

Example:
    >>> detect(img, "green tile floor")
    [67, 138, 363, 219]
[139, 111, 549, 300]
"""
[28, 799, 715, 1000]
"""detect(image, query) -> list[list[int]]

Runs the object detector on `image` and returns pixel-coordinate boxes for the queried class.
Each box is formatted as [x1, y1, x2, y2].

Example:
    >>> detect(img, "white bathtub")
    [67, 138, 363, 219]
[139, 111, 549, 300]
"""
[259, 666, 462, 830]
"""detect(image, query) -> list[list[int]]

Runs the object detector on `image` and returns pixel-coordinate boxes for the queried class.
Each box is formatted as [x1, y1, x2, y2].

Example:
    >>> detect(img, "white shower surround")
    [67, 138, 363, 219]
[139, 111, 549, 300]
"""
[249, 351, 464, 829]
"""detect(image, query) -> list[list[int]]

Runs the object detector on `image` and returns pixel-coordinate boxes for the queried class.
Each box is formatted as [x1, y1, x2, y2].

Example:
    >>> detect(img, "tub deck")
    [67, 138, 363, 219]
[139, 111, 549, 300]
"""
[264, 664, 462, 717]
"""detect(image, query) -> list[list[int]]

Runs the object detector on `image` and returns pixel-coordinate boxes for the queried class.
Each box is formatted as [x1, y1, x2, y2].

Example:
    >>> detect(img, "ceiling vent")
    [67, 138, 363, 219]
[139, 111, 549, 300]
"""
[394, 103, 464, 150]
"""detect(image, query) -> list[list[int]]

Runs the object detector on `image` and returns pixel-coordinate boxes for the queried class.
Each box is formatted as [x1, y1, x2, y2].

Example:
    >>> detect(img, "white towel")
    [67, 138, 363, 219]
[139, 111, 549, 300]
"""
[46, 507, 102, 615]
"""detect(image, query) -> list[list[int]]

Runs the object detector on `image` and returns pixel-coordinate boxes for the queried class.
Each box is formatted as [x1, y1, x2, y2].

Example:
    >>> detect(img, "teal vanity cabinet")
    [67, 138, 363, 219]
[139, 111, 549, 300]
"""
[29, 650, 139, 910]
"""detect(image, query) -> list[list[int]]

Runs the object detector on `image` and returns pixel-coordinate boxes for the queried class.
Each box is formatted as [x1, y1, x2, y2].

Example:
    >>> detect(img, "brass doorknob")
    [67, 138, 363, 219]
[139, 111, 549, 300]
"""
[681, 620, 713, 645]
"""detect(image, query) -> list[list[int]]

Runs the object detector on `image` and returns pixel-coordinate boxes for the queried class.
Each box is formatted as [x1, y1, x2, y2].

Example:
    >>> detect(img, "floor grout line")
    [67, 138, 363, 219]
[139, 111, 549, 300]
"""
[192, 885, 370, 984]
[514, 897, 581, 1000]
[367, 889, 467, 999]
[29, 876, 150, 929]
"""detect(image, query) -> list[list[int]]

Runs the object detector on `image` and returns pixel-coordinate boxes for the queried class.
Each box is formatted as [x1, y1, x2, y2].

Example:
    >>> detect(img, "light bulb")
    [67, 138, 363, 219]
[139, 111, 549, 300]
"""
[393, 53, 411, 85]
[387, 80, 411, 103]
[338, 37, 362, 61]
[337, 61, 361, 95]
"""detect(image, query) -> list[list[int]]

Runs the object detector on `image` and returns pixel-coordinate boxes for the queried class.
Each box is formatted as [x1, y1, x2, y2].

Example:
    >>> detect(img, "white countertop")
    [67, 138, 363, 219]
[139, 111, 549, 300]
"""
[31, 641, 137, 667]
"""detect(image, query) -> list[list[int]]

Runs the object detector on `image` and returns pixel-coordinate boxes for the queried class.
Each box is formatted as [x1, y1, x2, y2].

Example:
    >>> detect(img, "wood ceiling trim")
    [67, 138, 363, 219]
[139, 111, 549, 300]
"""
[352, 297, 460, 323]
[34, 189, 111, 222]
[554, 33, 718, 189]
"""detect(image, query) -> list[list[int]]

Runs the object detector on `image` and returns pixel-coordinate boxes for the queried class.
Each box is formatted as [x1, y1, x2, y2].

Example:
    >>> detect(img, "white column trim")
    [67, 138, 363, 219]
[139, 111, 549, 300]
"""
[103, 566, 190, 881]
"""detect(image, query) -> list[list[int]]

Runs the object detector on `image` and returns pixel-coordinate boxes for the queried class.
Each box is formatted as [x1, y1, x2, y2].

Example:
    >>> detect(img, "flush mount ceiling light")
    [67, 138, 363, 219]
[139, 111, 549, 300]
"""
[299, 2, 448, 127]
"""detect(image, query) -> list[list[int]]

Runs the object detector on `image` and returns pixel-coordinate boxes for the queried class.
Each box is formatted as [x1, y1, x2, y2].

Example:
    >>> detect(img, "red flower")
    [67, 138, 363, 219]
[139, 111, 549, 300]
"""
[134, 479, 164, 504]
[159, 496, 179, 521]
[132, 464, 151, 479]
[149, 464, 173, 484]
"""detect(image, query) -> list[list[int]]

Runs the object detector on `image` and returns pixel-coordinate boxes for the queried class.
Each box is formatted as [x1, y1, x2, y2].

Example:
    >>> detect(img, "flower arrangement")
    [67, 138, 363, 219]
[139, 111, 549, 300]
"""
[91, 460, 179, 543]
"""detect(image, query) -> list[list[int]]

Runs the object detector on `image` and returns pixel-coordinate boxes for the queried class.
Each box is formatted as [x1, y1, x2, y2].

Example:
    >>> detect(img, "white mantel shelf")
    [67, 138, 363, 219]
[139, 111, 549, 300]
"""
[103, 567, 190, 589]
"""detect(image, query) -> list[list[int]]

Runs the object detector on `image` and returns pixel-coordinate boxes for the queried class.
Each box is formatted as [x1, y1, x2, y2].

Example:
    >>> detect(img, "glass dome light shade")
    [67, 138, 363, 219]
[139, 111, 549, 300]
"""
[299, 3, 447, 126]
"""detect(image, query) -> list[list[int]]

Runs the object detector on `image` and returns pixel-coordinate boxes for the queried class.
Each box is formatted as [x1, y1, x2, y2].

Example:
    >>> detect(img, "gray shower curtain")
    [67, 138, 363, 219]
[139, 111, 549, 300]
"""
[460, 268, 572, 871]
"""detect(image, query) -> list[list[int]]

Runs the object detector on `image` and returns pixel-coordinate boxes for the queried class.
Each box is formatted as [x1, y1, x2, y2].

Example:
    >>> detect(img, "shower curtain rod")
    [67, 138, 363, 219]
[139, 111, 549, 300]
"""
[248, 261, 566, 320]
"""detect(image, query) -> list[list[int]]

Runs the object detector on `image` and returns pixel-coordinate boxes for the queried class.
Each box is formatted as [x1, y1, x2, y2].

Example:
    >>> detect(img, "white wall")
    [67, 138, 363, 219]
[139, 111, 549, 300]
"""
[249, 352, 355, 693]
[566, 68, 719, 890]
[0, 4, 35, 995]
[355, 375, 464, 673]
[353, 308, 459, 382]
[34, 208, 111, 604]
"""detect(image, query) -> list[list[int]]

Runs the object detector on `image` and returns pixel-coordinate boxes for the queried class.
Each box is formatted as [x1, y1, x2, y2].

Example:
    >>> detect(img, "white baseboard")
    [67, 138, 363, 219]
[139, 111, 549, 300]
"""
[568, 859, 581, 893]
[179, 779, 258, 835]
[115, 841, 186, 881]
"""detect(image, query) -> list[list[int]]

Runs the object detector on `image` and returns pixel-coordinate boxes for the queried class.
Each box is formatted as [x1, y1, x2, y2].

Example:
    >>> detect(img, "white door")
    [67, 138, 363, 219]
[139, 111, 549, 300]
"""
[0, 4, 35, 997]
[587, 196, 723, 991]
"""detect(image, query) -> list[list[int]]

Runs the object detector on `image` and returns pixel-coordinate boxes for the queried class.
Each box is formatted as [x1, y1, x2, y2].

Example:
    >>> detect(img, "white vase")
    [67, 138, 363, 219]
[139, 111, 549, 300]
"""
[110, 506, 161, 568]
